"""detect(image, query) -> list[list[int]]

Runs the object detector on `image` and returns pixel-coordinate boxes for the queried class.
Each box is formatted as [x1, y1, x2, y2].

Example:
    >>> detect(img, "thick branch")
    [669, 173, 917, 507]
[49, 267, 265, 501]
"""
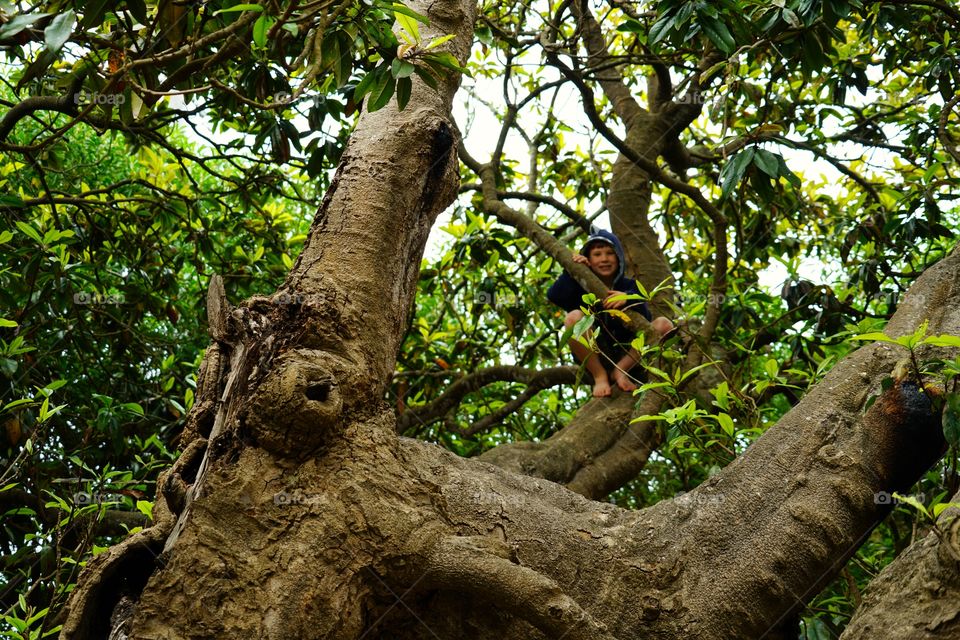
[421, 536, 620, 640]
[570, 0, 645, 125]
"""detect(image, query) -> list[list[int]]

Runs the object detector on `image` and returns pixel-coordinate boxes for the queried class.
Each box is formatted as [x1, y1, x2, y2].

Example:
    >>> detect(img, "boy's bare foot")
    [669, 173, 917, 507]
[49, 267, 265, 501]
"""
[592, 375, 612, 397]
[612, 369, 638, 392]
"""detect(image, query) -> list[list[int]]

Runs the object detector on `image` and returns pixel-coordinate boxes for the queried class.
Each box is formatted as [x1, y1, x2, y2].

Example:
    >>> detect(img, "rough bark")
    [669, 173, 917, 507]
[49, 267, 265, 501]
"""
[58, 0, 959, 635]
[840, 492, 960, 639]
[479, 389, 664, 491]
[61, 177, 959, 640]
[59, 0, 476, 636]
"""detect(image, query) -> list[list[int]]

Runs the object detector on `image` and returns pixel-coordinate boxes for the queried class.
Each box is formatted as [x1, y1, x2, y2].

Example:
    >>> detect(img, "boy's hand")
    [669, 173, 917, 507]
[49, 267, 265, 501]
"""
[572, 253, 589, 266]
[602, 290, 627, 309]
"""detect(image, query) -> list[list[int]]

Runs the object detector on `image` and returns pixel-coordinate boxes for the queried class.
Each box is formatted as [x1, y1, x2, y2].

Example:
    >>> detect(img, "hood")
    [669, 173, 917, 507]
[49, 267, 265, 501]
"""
[580, 227, 626, 282]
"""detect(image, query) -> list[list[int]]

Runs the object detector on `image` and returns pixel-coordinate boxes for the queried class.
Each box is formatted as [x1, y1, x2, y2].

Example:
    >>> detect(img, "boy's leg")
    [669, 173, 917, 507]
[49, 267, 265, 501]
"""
[563, 310, 612, 397]
[610, 347, 640, 392]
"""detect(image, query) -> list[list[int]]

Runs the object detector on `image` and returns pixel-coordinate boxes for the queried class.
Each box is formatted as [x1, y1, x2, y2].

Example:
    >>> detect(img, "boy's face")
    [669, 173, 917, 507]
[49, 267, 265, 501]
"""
[585, 243, 618, 280]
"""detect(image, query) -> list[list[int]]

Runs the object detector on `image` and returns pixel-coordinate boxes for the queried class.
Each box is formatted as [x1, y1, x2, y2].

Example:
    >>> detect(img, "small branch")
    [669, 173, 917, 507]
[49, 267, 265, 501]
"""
[462, 388, 545, 436]
[880, 0, 960, 23]
[459, 184, 591, 231]
[0, 72, 85, 142]
[545, 48, 727, 228]
[938, 92, 960, 165]
[398, 365, 579, 432]
[649, 62, 673, 111]
[776, 135, 883, 204]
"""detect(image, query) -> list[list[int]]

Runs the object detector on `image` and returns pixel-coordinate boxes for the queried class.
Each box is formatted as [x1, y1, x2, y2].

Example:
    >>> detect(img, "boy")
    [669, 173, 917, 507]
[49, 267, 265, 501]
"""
[547, 228, 673, 397]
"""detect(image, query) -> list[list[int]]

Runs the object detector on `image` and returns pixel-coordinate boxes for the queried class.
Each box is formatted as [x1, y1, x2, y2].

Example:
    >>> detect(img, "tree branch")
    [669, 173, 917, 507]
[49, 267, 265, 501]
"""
[397, 365, 579, 433]
[569, 0, 645, 125]
[459, 183, 592, 231]
[0, 72, 84, 142]
[420, 536, 620, 640]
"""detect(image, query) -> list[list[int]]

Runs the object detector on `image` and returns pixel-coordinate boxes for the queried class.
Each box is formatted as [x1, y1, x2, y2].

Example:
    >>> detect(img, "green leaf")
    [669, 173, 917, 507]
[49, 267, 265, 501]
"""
[425, 33, 456, 49]
[648, 13, 679, 45]
[367, 71, 395, 112]
[395, 11, 420, 44]
[776, 155, 802, 187]
[572, 314, 594, 339]
[720, 148, 754, 198]
[335, 33, 352, 87]
[616, 18, 646, 34]
[121, 402, 144, 416]
[678, 361, 714, 383]
[390, 3, 429, 24]
[850, 332, 895, 343]
[893, 492, 929, 518]
[933, 502, 960, 518]
[391, 58, 416, 79]
[716, 412, 735, 436]
[645, 365, 671, 382]
[413, 65, 439, 90]
[0, 12, 51, 40]
[699, 16, 736, 54]
[136, 500, 153, 519]
[711, 381, 730, 410]
[0, 318, 16, 328]
[396, 76, 412, 110]
[942, 393, 960, 448]
[764, 358, 779, 378]
[922, 334, 960, 347]
[899, 320, 929, 349]
[252, 14, 274, 48]
[353, 68, 379, 100]
[632, 414, 667, 422]
[43, 9, 75, 51]
[15, 221, 42, 244]
[781, 7, 802, 28]
[753, 149, 780, 178]
[424, 51, 467, 75]
[3, 398, 32, 412]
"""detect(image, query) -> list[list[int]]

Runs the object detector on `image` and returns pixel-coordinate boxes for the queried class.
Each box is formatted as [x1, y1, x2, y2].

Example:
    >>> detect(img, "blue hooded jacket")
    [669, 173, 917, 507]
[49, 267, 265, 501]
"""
[547, 228, 651, 347]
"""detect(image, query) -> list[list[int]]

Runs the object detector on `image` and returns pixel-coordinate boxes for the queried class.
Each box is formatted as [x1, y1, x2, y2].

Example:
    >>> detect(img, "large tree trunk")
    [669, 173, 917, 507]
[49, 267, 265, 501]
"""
[59, 0, 958, 636]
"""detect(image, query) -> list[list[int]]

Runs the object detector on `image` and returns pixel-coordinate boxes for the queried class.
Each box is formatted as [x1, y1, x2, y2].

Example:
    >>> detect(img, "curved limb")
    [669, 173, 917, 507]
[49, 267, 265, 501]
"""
[421, 536, 621, 640]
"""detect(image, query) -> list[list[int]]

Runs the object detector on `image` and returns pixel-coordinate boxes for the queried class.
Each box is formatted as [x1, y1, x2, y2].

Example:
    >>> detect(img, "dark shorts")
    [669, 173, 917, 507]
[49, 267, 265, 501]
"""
[596, 333, 631, 371]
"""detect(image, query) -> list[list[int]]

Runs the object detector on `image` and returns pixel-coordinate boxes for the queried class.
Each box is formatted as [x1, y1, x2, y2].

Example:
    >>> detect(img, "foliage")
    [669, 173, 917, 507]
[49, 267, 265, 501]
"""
[0, 108, 311, 635]
[1, 0, 960, 636]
